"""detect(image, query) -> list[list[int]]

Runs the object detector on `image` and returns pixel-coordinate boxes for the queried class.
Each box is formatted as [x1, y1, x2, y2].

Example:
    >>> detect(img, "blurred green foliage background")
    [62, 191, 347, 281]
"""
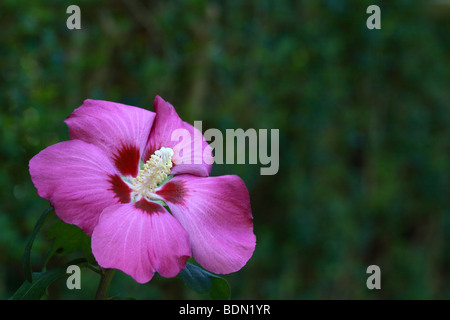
[1, 0, 449, 299]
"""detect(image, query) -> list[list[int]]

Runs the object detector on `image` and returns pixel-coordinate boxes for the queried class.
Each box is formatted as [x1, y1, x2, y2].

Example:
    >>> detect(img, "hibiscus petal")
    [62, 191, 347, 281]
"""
[65, 99, 155, 177]
[29, 140, 131, 235]
[144, 96, 213, 177]
[156, 175, 256, 274]
[91, 200, 191, 283]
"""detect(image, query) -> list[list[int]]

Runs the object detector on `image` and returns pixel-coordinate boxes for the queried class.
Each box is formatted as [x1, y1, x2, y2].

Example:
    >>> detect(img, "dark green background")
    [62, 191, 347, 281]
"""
[1, 0, 449, 299]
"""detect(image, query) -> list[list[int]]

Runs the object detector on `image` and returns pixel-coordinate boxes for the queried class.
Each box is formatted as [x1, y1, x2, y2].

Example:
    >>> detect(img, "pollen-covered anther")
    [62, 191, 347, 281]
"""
[131, 147, 174, 199]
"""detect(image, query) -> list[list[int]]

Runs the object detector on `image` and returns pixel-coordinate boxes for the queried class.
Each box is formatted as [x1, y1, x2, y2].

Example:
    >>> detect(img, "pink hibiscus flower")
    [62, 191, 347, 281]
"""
[29, 96, 256, 283]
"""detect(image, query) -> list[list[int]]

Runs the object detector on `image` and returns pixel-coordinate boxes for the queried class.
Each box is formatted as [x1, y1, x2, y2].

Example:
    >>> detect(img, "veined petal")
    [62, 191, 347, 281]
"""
[144, 96, 213, 177]
[91, 200, 191, 283]
[65, 99, 156, 177]
[29, 140, 131, 235]
[156, 175, 256, 274]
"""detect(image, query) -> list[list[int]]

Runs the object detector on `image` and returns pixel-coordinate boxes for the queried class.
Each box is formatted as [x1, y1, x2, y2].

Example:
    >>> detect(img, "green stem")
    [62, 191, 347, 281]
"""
[95, 268, 116, 300]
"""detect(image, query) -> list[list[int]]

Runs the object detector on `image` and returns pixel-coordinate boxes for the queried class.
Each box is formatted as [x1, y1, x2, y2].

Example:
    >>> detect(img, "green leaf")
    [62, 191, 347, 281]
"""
[210, 277, 231, 300]
[178, 262, 231, 300]
[10, 258, 86, 300]
[47, 218, 95, 264]
[22, 206, 54, 283]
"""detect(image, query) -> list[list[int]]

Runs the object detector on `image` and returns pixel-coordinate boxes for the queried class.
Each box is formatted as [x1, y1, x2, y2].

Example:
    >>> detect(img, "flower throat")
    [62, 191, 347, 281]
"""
[130, 147, 173, 201]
